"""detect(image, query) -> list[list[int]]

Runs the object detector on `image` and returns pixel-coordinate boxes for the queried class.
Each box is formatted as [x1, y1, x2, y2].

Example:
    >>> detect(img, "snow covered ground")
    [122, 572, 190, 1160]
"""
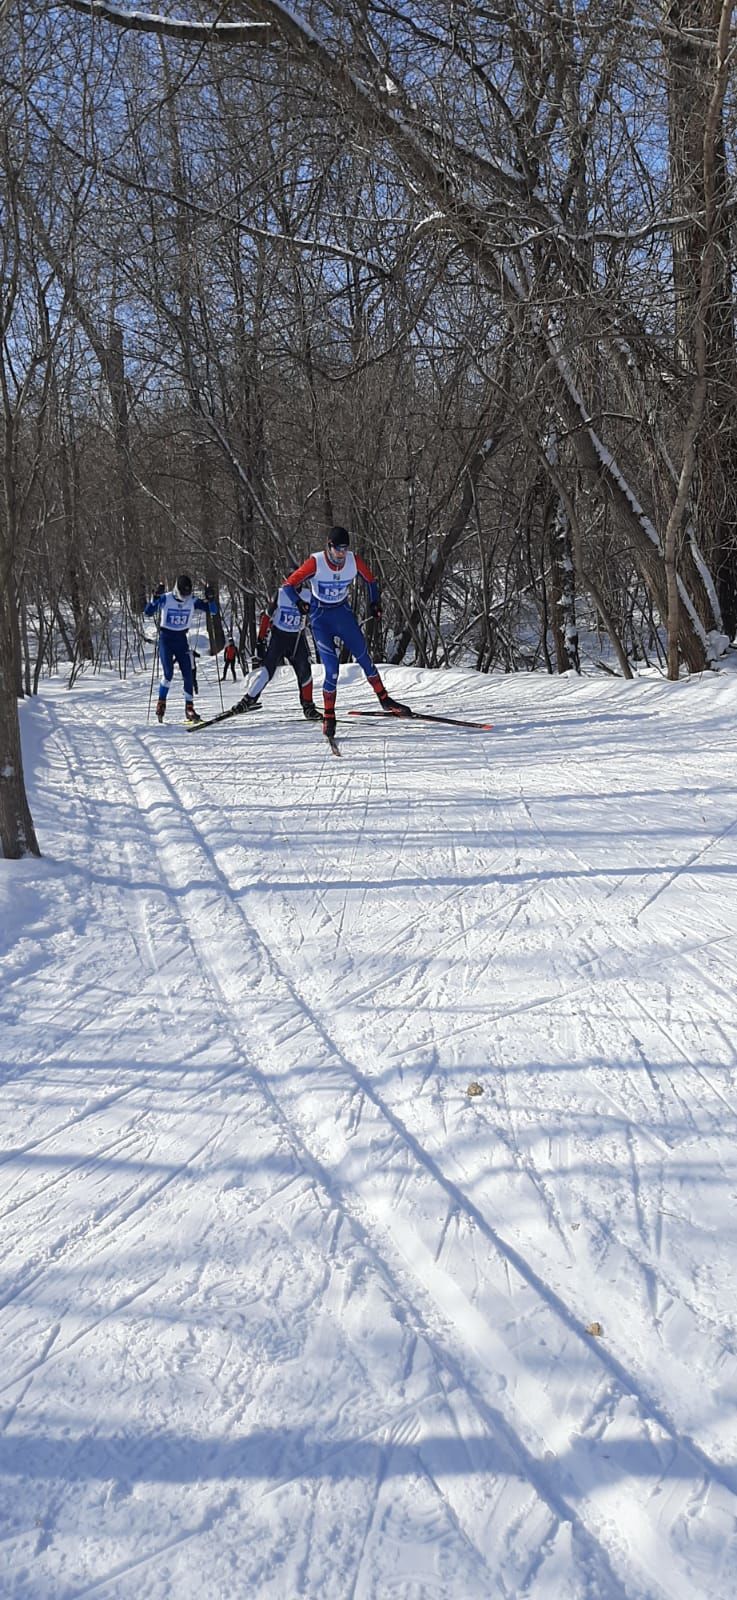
[2, 656, 737, 1599]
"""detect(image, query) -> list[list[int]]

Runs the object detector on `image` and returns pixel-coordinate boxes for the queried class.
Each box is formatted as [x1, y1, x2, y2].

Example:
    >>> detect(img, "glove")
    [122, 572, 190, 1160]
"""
[296, 597, 310, 616]
[153, 582, 165, 599]
[370, 600, 382, 621]
[204, 582, 215, 601]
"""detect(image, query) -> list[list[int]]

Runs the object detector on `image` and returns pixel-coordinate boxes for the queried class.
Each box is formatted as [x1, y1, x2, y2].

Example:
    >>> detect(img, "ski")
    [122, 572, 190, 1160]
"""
[348, 708, 494, 731]
[186, 702, 262, 732]
[325, 735, 342, 757]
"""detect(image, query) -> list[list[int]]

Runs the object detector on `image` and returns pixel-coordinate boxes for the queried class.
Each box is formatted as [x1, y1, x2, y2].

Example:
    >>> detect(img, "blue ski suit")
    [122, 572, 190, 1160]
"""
[283, 550, 380, 699]
[145, 590, 217, 702]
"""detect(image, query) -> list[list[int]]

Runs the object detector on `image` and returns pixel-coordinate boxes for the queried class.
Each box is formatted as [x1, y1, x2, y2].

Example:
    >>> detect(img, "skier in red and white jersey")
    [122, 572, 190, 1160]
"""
[283, 527, 411, 740]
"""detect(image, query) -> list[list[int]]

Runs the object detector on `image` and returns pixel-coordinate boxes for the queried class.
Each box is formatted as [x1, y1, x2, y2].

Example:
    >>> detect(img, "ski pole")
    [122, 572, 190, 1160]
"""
[146, 618, 160, 723]
[216, 630, 225, 711]
[201, 584, 224, 711]
[192, 613, 202, 700]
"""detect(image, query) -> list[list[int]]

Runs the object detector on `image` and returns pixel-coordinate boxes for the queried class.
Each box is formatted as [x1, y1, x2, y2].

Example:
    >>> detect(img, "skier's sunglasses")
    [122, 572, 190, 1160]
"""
[328, 541, 348, 560]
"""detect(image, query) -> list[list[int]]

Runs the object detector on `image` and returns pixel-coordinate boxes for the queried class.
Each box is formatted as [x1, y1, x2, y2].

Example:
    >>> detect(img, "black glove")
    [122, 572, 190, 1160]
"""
[204, 582, 215, 601]
[153, 582, 165, 599]
[296, 596, 310, 616]
[370, 600, 382, 621]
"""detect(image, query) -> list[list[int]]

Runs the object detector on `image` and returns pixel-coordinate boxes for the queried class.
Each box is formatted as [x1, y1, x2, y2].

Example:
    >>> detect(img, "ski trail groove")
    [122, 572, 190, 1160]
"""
[113, 723, 725, 1600]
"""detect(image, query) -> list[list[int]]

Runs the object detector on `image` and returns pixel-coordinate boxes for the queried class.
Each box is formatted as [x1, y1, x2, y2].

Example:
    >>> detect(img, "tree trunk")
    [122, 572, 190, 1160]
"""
[545, 495, 580, 673]
[0, 567, 40, 857]
[666, 0, 737, 638]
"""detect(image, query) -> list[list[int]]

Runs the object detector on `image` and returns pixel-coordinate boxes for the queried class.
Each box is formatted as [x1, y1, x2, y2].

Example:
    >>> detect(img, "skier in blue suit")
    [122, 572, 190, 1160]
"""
[145, 574, 218, 723]
[283, 527, 411, 740]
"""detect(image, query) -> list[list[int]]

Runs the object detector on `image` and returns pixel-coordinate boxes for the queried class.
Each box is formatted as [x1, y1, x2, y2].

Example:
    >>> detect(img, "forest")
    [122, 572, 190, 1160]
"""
[2, 0, 737, 853]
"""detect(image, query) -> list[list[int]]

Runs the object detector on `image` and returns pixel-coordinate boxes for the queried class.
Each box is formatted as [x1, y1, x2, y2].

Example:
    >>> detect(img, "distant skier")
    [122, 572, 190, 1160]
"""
[283, 527, 410, 739]
[222, 637, 238, 682]
[145, 575, 218, 723]
[232, 583, 320, 720]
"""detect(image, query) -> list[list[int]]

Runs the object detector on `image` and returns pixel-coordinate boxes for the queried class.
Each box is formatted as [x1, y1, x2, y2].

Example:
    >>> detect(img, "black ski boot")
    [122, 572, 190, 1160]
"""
[379, 691, 412, 717]
[185, 701, 202, 724]
[323, 713, 337, 739]
[233, 695, 261, 714]
[156, 697, 167, 723]
[302, 700, 321, 722]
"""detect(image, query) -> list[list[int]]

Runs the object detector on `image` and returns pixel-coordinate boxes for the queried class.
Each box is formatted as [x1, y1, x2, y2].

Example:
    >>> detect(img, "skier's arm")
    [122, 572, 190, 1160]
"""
[194, 590, 218, 617]
[355, 554, 381, 613]
[257, 603, 275, 643]
[254, 605, 273, 662]
[144, 587, 165, 618]
[283, 557, 317, 609]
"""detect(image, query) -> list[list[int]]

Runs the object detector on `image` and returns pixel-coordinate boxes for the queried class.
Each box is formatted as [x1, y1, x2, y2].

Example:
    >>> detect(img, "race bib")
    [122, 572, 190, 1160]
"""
[316, 581, 346, 603]
[163, 606, 190, 630]
[276, 605, 301, 631]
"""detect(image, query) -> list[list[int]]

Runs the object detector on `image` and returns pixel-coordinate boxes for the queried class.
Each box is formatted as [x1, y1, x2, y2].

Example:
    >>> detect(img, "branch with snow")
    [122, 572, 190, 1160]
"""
[59, 0, 273, 44]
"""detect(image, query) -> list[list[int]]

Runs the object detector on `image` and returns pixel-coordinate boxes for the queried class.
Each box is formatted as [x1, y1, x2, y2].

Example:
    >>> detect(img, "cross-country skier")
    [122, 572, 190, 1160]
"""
[222, 637, 238, 682]
[232, 582, 321, 720]
[283, 527, 410, 739]
[145, 575, 218, 723]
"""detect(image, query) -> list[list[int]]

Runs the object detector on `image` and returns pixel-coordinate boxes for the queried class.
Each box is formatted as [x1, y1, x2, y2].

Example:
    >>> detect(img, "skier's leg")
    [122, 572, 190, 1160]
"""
[331, 606, 377, 679]
[231, 631, 285, 711]
[310, 613, 340, 736]
[333, 607, 411, 716]
[170, 633, 194, 700]
[155, 633, 175, 721]
[246, 631, 284, 700]
[311, 616, 339, 697]
[292, 635, 319, 718]
[158, 632, 174, 694]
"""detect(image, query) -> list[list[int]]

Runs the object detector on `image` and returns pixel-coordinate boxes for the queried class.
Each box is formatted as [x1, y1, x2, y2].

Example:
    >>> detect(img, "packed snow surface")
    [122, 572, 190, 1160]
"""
[2, 660, 737, 1599]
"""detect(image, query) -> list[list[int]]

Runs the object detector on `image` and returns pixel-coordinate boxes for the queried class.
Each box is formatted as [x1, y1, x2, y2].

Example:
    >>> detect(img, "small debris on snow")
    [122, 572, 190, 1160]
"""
[466, 1081, 484, 1097]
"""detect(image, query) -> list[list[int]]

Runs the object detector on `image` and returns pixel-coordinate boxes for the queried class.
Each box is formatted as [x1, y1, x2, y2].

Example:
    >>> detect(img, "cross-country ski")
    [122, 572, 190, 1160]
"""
[348, 707, 495, 731]
[186, 698, 263, 732]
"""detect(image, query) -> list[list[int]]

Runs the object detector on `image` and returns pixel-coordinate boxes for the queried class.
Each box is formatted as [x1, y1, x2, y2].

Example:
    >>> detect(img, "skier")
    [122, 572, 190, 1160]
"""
[282, 527, 410, 739]
[222, 636, 238, 682]
[233, 583, 321, 720]
[145, 575, 218, 723]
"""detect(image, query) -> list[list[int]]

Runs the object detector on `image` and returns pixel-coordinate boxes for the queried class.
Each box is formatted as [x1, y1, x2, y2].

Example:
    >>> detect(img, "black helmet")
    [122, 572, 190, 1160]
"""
[174, 573, 193, 598]
[327, 526, 350, 551]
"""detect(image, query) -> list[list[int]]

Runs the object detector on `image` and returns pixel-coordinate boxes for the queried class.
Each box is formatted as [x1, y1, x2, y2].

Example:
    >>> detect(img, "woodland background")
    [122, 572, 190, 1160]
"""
[2, 0, 737, 852]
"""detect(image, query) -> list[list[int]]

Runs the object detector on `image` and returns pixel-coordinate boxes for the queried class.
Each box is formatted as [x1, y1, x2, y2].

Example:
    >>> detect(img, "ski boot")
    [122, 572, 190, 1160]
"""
[378, 690, 412, 717]
[185, 701, 202, 724]
[323, 712, 337, 739]
[301, 699, 321, 722]
[156, 697, 167, 723]
[233, 694, 261, 714]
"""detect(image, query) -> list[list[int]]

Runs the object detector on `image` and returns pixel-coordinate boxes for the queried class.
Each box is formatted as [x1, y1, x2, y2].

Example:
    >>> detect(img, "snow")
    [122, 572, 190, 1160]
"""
[3, 656, 737, 1598]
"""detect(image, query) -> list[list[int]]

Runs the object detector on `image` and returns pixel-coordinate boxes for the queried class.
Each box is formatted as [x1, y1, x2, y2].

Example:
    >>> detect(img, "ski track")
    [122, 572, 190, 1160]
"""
[126, 717, 736, 1587]
[3, 669, 737, 1597]
[100, 723, 643, 1600]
